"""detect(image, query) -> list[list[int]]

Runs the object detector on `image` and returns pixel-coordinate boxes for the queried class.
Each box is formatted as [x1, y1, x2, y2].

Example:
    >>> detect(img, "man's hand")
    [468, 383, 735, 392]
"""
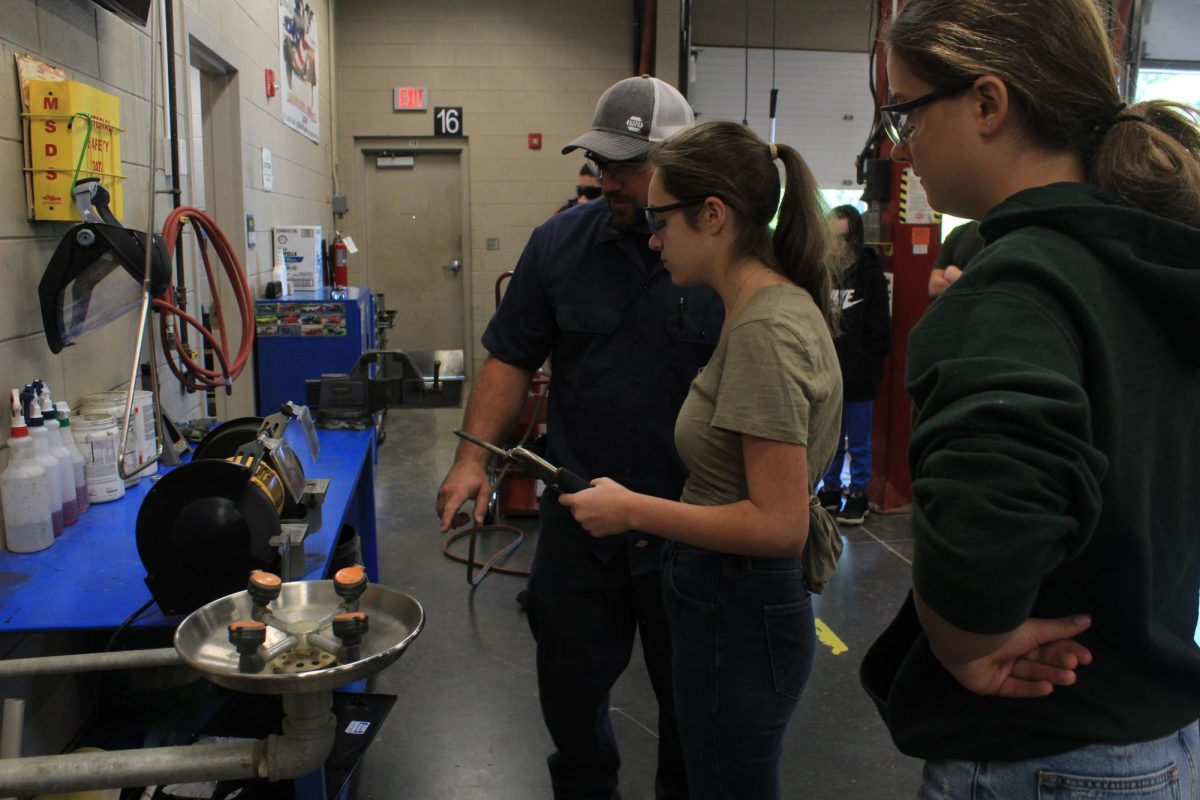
[436, 459, 491, 532]
[433, 357, 536, 532]
[558, 477, 628, 537]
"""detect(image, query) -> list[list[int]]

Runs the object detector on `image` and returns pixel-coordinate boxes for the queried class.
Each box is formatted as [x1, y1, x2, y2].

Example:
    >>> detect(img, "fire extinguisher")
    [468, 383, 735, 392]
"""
[331, 234, 349, 288]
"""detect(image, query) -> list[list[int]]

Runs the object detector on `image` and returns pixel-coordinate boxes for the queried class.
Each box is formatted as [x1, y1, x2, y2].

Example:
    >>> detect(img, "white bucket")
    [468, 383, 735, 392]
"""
[72, 413, 126, 503]
[80, 391, 158, 485]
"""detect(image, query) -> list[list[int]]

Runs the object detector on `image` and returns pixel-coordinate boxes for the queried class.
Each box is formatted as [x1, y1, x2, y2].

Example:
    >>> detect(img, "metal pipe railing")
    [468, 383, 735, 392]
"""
[0, 740, 265, 795]
[0, 647, 182, 678]
[0, 689, 336, 795]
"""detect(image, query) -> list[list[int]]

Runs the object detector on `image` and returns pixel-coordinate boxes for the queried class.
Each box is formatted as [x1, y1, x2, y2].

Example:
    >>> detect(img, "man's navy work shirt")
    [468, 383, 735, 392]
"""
[483, 199, 723, 573]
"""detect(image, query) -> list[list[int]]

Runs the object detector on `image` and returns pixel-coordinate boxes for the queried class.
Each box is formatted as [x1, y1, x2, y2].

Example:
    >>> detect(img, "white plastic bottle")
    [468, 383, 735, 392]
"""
[55, 402, 89, 516]
[0, 391, 53, 553]
[273, 247, 290, 296]
[25, 401, 64, 537]
[39, 396, 78, 527]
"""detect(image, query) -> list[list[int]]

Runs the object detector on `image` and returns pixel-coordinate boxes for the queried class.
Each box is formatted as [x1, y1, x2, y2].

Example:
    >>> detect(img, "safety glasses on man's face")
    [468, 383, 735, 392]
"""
[879, 79, 978, 147]
[643, 198, 706, 235]
[584, 154, 648, 182]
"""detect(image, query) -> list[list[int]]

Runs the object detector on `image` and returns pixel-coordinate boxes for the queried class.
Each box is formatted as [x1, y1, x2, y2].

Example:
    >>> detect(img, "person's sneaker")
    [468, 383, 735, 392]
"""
[837, 491, 869, 525]
[817, 486, 843, 512]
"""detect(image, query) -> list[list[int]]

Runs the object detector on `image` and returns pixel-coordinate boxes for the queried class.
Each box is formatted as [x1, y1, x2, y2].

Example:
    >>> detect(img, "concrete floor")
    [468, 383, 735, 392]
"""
[352, 407, 924, 800]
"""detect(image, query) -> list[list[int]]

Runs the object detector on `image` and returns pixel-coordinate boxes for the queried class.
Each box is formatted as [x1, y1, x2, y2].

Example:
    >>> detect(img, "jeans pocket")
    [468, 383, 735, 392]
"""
[762, 596, 814, 700]
[665, 549, 717, 612]
[1037, 764, 1182, 799]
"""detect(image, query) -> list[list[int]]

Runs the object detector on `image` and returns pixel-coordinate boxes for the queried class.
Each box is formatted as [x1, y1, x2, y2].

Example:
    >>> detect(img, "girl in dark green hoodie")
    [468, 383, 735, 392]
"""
[861, 1, 1200, 797]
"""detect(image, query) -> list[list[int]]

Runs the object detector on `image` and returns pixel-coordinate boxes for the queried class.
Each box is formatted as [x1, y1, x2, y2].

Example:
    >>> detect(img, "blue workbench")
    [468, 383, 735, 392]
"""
[0, 427, 378, 632]
[0, 427, 380, 800]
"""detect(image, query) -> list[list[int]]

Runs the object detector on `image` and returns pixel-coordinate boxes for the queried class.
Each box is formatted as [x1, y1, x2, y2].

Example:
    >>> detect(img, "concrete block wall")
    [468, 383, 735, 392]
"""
[0, 0, 333, 752]
[0, 0, 335, 473]
[0, 0, 171, 436]
[333, 0, 645, 376]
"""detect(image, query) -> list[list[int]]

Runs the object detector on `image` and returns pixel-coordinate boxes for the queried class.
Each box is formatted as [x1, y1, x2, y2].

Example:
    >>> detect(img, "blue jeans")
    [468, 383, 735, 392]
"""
[919, 721, 1199, 800]
[662, 543, 815, 800]
[821, 399, 873, 492]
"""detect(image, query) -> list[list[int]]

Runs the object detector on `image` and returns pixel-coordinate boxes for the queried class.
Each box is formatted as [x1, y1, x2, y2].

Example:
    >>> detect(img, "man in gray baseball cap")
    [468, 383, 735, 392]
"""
[561, 74, 694, 231]
[438, 75, 718, 799]
[563, 74, 695, 161]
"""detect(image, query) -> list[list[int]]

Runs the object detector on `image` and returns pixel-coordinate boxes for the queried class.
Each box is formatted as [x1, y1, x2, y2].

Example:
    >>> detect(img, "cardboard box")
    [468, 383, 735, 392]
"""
[273, 225, 324, 292]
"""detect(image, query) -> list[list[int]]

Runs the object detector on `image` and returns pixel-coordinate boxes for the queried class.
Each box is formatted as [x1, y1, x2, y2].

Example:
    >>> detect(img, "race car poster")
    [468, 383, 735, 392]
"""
[279, 0, 320, 142]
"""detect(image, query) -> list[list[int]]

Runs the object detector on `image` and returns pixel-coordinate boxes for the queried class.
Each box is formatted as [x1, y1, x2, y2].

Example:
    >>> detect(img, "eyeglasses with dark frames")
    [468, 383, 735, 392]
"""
[584, 153, 648, 182]
[643, 198, 707, 235]
[879, 79, 978, 147]
[576, 184, 603, 200]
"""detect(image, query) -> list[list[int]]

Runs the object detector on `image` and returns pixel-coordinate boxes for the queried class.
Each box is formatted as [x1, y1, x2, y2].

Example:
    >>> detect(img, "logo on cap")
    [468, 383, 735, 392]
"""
[625, 115, 644, 134]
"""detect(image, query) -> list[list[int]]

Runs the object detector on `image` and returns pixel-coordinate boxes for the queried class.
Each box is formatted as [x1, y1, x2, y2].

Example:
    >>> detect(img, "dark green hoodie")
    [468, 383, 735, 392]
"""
[862, 182, 1200, 760]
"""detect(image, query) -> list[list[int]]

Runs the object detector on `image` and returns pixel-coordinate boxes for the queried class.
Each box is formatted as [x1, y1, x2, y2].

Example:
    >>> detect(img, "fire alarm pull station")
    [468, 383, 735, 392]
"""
[528, 133, 542, 150]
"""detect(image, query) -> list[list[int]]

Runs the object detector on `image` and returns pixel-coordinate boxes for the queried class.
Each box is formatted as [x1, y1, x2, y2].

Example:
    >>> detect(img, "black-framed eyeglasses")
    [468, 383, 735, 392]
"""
[879, 79, 978, 147]
[643, 198, 706, 235]
[576, 184, 603, 200]
[584, 153, 648, 182]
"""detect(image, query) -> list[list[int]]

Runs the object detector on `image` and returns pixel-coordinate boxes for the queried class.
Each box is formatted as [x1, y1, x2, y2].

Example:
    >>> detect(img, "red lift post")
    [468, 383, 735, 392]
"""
[865, 0, 941, 513]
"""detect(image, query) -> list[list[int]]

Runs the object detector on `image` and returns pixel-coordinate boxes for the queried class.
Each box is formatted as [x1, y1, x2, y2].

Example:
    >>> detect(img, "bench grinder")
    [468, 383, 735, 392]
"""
[136, 403, 329, 615]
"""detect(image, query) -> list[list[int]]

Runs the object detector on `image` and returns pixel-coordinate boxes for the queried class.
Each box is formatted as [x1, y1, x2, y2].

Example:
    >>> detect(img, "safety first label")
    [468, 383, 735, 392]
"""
[27, 79, 125, 221]
[898, 167, 939, 226]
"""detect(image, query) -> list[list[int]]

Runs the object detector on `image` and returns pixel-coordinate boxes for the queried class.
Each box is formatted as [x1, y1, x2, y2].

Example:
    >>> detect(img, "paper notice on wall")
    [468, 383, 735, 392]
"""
[911, 226, 931, 255]
[262, 147, 273, 192]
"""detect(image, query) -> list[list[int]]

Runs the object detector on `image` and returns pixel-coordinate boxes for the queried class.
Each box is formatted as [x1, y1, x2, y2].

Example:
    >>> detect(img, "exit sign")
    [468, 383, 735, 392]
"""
[393, 87, 428, 112]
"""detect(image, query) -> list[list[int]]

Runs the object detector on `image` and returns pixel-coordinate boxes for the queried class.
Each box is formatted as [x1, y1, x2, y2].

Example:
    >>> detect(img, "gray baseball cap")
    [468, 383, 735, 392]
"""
[562, 75, 695, 162]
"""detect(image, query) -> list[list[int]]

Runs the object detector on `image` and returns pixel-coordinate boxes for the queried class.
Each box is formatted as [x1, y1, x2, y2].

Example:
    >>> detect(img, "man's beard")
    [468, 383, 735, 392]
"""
[606, 195, 649, 234]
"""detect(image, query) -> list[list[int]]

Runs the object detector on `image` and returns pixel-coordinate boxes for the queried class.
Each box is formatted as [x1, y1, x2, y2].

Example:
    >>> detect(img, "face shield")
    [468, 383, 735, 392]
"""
[38, 178, 170, 354]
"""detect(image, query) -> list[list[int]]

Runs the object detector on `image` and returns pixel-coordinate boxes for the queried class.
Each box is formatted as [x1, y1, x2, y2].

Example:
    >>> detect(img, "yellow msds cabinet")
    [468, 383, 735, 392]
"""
[26, 79, 124, 221]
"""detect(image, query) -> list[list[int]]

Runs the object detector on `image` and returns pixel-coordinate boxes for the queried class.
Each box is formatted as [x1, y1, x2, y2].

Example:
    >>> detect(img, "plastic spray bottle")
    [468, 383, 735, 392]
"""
[55, 401, 89, 516]
[22, 392, 64, 537]
[38, 391, 79, 526]
[273, 247, 290, 296]
[0, 390, 53, 552]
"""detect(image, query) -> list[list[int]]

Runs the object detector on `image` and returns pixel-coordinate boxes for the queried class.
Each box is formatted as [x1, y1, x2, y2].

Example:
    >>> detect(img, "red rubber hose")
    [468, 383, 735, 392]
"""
[154, 206, 254, 393]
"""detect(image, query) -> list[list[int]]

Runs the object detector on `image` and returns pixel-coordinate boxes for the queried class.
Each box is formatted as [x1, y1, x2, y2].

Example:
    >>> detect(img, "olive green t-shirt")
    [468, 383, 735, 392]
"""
[675, 283, 842, 508]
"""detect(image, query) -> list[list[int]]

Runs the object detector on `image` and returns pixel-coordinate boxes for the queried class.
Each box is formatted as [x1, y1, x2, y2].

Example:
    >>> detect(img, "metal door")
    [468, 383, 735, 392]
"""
[363, 151, 465, 353]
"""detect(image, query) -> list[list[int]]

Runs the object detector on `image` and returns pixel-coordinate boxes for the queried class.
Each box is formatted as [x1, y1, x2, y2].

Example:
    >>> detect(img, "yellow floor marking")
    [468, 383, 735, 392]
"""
[815, 617, 848, 655]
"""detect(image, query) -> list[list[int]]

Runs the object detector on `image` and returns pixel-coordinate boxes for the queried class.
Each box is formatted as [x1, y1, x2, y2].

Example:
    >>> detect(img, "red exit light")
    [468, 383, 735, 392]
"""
[393, 87, 428, 112]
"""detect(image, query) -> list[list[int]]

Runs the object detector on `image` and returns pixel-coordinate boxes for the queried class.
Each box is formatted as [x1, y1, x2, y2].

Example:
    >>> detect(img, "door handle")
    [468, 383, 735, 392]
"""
[443, 259, 462, 274]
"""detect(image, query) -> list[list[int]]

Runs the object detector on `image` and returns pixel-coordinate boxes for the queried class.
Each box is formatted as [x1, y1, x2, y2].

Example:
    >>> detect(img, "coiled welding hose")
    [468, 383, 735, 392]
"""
[441, 385, 548, 586]
[154, 206, 255, 393]
[441, 458, 529, 586]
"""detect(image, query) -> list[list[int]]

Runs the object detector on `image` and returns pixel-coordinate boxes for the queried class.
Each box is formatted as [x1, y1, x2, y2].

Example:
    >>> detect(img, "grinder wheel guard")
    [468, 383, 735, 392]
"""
[137, 458, 281, 616]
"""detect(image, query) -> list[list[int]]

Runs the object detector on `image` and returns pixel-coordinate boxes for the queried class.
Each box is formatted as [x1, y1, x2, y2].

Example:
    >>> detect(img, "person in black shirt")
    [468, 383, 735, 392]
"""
[817, 205, 891, 524]
[437, 75, 721, 800]
[928, 220, 984, 298]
